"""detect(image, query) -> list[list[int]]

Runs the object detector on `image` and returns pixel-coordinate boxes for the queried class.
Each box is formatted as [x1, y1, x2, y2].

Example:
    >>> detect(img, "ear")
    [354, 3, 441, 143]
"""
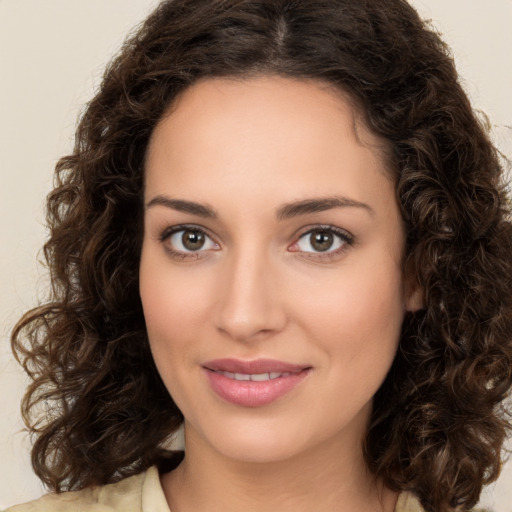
[405, 281, 424, 312]
[403, 253, 425, 312]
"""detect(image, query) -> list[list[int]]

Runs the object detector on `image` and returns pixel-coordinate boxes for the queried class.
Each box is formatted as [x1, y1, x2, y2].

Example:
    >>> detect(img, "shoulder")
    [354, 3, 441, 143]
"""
[6, 466, 169, 512]
[394, 492, 492, 512]
[395, 491, 425, 512]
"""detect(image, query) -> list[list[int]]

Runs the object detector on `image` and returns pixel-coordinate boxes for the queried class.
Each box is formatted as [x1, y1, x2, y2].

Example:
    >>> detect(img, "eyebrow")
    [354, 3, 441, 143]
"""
[145, 196, 218, 218]
[276, 196, 374, 220]
[145, 194, 374, 220]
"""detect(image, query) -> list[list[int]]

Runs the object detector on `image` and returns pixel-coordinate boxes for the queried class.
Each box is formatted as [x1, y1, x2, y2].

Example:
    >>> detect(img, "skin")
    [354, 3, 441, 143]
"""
[139, 75, 422, 512]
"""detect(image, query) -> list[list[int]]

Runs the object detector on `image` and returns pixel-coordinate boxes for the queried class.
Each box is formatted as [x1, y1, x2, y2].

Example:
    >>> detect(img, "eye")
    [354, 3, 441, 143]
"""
[290, 227, 353, 256]
[161, 226, 219, 256]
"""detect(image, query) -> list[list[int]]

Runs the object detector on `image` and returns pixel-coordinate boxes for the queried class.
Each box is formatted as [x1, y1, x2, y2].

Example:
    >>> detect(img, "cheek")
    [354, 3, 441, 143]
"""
[139, 252, 212, 387]
[284, 259, 405, 437]
[139, 264, 209, 408]
[140, 255, 210, 339]
[349, 269, 405, 345]
[295, 259, 405, 363]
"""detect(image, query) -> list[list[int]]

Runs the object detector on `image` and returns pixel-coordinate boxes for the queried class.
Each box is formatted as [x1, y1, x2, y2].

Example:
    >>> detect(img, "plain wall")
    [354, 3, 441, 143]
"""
[1, 0, 511, 509]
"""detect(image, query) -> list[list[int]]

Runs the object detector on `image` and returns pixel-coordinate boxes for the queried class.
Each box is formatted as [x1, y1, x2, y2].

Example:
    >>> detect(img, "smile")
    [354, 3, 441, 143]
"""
[203, 359, 311, 407]
[215, 371, 294, 381]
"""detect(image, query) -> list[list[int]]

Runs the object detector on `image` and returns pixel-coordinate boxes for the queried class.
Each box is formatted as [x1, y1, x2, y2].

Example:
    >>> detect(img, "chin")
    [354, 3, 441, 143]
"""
[185, 410, 359, 466]
[209, 433, 307, 464]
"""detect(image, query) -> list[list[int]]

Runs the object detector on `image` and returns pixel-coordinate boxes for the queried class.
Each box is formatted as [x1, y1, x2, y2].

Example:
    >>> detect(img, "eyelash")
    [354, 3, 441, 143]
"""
[159, 224, 219, 260]
[159, 224, 354, 261]
[290, 225, 354, 261]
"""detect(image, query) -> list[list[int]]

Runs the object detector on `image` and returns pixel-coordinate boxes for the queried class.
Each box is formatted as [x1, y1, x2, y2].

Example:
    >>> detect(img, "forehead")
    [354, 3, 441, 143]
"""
[150, 75, 379, 147]
[144, 75, 392, 206]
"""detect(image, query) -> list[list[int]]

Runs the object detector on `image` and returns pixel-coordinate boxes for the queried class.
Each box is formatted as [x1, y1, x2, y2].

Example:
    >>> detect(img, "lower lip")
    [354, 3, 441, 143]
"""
[204, 369, 310, 407]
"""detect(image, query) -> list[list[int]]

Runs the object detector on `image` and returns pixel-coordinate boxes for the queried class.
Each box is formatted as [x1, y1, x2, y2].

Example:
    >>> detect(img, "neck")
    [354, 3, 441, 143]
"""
[161, 425, 398, 512]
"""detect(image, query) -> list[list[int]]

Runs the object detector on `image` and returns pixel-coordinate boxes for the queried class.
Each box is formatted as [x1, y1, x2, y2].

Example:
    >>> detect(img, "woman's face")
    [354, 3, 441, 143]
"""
[140, 75, 418, 464]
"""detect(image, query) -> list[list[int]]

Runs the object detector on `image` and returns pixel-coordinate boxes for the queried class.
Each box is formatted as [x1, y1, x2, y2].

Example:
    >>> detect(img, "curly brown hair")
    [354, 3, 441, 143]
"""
[11, 1, 512, 511]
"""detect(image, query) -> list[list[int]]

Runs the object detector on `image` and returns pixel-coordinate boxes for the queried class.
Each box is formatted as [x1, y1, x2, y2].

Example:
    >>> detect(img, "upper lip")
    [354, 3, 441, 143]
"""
[203, 358, 310, 374]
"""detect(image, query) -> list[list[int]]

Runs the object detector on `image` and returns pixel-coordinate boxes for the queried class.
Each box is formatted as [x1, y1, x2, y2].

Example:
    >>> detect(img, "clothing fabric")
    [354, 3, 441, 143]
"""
[7, 466, 424, 512]
[6, 467, 170, 512]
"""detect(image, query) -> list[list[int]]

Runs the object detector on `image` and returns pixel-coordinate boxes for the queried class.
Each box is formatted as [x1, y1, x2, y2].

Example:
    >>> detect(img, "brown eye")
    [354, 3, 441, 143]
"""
[293, 227, 351, 255]
[165, 227, 218, 254]
[182, 229, 205, 251]
[309, 230, 334, 252]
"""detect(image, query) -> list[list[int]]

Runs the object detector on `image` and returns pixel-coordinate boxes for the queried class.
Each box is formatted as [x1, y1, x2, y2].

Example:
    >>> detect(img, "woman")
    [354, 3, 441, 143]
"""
[8, 0, 512, 511]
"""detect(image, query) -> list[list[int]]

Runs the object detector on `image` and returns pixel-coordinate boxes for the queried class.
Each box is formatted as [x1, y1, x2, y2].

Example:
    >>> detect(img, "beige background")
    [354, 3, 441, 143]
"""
[1, 0, 511, 510]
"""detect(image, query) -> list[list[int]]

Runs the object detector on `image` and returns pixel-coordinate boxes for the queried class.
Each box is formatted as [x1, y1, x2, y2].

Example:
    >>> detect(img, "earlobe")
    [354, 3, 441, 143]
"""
[405, 284, 424, 312]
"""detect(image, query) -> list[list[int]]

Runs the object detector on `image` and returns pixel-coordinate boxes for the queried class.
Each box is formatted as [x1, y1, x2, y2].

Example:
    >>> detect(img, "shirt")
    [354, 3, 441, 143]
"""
[6, 466, 425, 512]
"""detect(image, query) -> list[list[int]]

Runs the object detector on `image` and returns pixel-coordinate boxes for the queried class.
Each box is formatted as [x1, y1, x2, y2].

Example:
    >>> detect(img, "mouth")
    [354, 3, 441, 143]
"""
[203, 358, 309, 374]
[203, 358, 312, 407]
[211, 370, 297, 381]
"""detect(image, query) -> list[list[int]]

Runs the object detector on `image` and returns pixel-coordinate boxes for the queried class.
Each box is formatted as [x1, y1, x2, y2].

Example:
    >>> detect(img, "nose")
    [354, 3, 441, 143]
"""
[213, 249, 287, 342]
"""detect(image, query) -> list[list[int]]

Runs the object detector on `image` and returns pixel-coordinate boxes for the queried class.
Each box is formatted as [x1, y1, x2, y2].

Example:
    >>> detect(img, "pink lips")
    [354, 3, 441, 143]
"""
[203, 358, 311, 407]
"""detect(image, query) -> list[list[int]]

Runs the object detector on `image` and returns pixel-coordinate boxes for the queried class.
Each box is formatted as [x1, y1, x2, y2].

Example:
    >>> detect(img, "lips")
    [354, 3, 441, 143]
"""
[213, 370, 295, 381]
[203, 358, 311, 407]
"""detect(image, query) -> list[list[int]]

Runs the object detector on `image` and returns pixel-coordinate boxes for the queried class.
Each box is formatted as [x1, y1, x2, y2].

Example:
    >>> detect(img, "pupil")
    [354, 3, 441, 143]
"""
[311, 231, 333, 252]
[182, 230, 205, 250]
